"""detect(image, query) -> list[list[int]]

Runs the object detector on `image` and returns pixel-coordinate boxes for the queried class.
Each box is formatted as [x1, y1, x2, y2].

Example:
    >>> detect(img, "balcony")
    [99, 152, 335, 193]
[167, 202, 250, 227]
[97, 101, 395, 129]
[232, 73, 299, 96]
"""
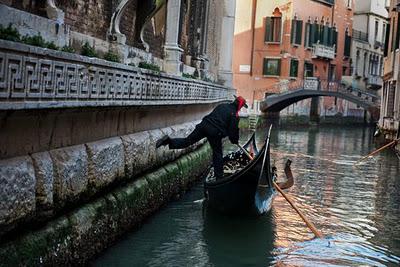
[352, 30, 368, 43]
[312, 44, 335, 60]
[367, 75, 383, 89]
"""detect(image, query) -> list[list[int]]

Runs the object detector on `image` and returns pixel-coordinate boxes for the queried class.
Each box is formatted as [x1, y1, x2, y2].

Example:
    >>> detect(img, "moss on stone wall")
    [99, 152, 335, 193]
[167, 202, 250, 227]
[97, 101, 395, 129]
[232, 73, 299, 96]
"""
[0, 144, 211, 266]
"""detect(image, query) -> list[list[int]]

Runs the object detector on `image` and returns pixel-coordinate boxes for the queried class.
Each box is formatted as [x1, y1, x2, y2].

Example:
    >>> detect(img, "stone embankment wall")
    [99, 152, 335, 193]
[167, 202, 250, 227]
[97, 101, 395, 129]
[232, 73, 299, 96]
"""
[0, 121, 205, 239]
[0, 143, 211, 266]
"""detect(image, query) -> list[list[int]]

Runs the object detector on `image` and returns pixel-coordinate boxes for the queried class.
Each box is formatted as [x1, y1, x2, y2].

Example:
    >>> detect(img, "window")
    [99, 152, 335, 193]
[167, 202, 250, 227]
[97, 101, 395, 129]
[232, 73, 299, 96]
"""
[347, 0, 352, 8]
[290, 59, 299, 77]
[304, 62, 314, 77]
[344, 29, 351, 57]
[265, 8, 282, 43]
[263, 58, 281, 76]
[291, 19, 303, 45]
[374, 20, 379, 41]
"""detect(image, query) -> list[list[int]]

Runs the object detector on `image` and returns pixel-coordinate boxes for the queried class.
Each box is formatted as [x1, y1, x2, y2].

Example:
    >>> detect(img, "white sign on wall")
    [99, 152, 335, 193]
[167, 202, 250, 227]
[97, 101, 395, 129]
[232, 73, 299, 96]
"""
[239, 65, 251, 73]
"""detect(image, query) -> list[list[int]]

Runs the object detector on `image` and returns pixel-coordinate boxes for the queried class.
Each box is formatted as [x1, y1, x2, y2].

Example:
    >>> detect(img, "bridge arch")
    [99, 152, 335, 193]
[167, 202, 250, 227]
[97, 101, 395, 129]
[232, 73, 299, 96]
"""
[260, 89, 380, 121]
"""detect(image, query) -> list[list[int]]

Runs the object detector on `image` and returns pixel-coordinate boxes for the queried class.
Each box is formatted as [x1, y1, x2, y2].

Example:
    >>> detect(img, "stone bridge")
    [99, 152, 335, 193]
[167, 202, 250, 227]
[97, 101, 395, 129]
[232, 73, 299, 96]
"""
[260, 79, 380, 120]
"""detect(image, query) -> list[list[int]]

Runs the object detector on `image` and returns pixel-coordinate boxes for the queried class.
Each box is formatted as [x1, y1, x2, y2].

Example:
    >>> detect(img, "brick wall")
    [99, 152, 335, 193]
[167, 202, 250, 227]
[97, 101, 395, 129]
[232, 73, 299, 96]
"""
[0, 0, 46, 17]
[57, 0, 112, 40]
[119, 0, 138, 46]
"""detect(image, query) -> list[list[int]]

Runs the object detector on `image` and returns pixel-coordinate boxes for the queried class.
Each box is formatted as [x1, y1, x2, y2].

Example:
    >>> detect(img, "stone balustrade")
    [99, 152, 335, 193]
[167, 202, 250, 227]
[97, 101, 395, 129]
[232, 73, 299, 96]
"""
[0, 40, 235, 110]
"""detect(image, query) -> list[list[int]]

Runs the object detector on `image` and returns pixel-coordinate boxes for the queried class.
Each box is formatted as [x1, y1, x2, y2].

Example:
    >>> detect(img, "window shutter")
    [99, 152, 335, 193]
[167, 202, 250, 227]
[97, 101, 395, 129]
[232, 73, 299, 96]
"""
[333, 29, 338, 52]
[310, 23, 317, 45]
[263, 58, 268, 75]
[296, 20, 303, 45]
[290, 59, 299, 77]
[327, 26, 333, 46]
[291, 20, 295, 44]
[265, 17, 272, 42]
[344, 35, 351, 57]
[277, 59, 281, 75]
[305, 23, 310, 47]
[323, 25, 329, 45]
[384, 22, 390, 57]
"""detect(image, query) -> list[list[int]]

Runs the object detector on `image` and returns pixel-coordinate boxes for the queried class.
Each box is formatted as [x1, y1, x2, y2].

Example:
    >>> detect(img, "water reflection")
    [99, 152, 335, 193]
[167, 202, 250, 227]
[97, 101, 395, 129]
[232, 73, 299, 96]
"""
[93, 126, 400, 267]
[202, 210, 276, 266]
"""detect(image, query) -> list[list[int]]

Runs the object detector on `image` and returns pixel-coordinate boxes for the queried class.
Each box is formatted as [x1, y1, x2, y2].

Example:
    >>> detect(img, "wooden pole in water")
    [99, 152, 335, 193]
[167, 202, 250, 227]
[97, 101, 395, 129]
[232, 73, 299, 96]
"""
[237, 144, 324, 239]
[354, 138, 399, 166]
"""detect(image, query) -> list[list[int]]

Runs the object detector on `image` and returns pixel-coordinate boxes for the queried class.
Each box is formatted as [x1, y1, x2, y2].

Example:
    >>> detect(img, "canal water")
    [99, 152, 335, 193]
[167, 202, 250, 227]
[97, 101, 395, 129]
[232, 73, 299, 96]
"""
[93, 126, 400, 267]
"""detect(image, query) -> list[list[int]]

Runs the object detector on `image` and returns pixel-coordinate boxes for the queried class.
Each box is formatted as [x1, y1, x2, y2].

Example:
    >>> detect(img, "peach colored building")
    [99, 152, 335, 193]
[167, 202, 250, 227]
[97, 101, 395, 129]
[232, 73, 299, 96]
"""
[233, 0, 354, 116]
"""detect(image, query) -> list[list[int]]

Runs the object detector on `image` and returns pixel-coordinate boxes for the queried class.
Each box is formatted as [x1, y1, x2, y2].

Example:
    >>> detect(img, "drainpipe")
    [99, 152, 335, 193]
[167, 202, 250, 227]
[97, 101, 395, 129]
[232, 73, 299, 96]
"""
[250, 0, 257, 76]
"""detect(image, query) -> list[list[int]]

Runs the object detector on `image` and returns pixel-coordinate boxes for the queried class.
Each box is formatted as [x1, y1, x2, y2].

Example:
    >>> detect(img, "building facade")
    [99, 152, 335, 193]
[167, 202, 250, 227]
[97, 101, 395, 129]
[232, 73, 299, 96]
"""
[0, 0, 236, 85]
[233, 0, 357, 120]
[379, 0, 400, 141]
[349, 0, 388, 92]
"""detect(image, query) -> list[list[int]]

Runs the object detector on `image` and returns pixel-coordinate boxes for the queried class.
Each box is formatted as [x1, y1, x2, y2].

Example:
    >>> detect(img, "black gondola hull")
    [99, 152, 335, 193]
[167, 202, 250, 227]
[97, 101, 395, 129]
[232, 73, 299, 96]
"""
[204, 129, 276, 216]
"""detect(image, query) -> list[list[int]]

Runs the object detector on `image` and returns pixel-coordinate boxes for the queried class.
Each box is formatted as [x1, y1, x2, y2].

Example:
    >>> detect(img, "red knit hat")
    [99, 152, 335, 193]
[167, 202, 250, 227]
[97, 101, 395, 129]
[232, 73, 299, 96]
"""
[234, 95, 248, 109]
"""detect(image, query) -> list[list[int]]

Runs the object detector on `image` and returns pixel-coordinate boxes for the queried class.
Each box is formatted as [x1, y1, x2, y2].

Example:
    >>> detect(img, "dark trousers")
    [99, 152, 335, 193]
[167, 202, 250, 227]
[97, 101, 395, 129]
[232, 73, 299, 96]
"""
[169, 123, 223, 179]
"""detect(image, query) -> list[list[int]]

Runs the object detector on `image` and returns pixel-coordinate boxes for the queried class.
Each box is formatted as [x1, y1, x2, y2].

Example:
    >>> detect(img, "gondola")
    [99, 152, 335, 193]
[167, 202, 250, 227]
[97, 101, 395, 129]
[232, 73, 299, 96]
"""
[204, 126, 276, 216]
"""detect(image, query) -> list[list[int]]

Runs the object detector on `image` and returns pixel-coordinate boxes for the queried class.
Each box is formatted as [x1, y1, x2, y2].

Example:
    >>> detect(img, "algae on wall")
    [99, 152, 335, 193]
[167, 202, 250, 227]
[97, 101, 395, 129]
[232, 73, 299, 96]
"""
[0, 144, 212, 266]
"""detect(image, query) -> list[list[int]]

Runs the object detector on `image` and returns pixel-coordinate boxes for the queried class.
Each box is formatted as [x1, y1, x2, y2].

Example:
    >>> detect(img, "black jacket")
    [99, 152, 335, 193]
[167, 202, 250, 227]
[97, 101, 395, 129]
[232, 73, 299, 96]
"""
[200, 102, 239, 144]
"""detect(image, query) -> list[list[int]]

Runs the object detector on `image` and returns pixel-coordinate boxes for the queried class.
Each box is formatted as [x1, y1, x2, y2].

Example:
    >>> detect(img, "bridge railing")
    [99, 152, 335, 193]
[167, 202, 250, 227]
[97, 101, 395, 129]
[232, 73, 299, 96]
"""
[260, 78, 380, 106]
[0, 40, 235, 110]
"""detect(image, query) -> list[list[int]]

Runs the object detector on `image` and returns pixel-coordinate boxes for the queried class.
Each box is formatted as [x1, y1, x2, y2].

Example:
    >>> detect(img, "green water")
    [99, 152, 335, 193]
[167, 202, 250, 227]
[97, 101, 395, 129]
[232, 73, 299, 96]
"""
[93, 126, 400, 266]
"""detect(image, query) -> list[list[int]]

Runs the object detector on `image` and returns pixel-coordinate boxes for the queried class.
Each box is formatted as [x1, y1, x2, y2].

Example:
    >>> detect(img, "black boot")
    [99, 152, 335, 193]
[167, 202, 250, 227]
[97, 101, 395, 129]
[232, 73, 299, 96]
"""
[156, 135, 170, 148]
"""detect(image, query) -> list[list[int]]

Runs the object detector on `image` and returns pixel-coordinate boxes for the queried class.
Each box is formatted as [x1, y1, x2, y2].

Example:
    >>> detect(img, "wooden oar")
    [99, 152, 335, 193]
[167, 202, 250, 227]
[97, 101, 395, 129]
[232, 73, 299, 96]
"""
[272, 181, 323, 238]
[238, 144, 323, 239]
[354, 138, 399, 166]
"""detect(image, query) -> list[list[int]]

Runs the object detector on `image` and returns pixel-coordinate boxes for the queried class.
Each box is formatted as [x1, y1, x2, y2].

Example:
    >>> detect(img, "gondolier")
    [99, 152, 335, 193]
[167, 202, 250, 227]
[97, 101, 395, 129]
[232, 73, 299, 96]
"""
[156, 96, 248, 179]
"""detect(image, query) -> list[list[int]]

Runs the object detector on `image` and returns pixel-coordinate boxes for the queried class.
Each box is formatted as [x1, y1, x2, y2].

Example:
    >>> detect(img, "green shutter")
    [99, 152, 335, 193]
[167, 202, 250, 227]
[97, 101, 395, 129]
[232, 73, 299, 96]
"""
[290, 59, 299, 77]
[296, 20, 303, 45]
[265, 17, 272, 42]
[310, 23, 317, 45]
[327, 27, 333, 46]
[305, 23, 310, 47]
[263, 58, 268, 75]
[323, 25, 329, 45]
[291, 20, 295, 44]
[344, 35, 351, 57]
[333, 29, 338, 52]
